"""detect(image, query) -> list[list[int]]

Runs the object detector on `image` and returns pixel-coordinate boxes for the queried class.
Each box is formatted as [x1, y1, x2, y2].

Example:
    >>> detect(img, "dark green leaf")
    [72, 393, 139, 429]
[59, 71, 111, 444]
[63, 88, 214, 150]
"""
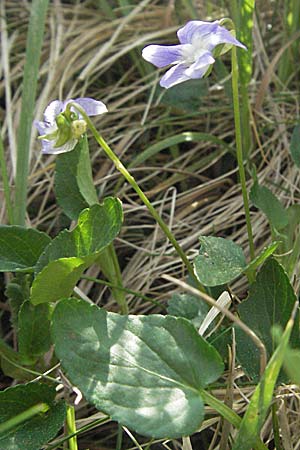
[18, 302, 52, 364]
[0, 227, 51, 272]
[0, 383, 66, 450]
[55, 135, 98, 220]
[160, 78, 209, 112]
[250, 180, 288, 230]
[52, 298, 224, 439]
[5, 274, 31, 327]
[233, 314, 296, 450]
[236, 258, 298, 380]
[290, 124, 300, 168]
[31, 199, 123, 304]
[167, 293, 209, 328]
[194, 236, 246, 286]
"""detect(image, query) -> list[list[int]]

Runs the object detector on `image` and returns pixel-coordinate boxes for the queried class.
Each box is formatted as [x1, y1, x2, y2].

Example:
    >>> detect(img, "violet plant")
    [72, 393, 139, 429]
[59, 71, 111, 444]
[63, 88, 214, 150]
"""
[0, 8, 300, 450]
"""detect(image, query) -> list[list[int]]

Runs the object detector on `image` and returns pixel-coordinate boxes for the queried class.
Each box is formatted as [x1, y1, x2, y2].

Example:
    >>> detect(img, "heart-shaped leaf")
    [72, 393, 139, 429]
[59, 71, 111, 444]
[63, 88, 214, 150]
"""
[0, 383, 65, 450]
[167, 293, 209, 328]
[52, 298, 224, 439]
[31, 198, 123, 304]
[18, 301, 52, 364]
[194, 236, 246, 286]
[236, 258, 299, 380]
[0, 227, 51, 272]
[55, 136, 98, 220]
[250, 180, 288, 230]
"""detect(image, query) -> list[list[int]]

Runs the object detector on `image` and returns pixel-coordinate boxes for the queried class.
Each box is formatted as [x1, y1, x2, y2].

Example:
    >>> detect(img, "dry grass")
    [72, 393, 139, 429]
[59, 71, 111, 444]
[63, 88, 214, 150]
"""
[0, 0, 300, 448]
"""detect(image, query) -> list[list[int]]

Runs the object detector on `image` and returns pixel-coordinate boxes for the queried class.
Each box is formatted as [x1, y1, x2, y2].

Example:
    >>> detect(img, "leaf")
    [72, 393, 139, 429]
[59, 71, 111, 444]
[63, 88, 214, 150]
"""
[167, 293, 209, 328]
[282, 347, 300, 384]
[52, 298, 224, 439]
[289, 123, 300, 167]
[0, 227, 51, 272]
[232, 311, 297, 450]
[55, 135, 98, 220]
[18, 301, 52, 364]
[159, 78, 209, 112]
[194, 236, 246, 286]
[5, 273, 31, 327]
[244, 241, 280, 275]
[250, 180, 289, 230]
[236, 258, 299, 380]
[31, 198, 123, 304]
[0, 383, 66, 450]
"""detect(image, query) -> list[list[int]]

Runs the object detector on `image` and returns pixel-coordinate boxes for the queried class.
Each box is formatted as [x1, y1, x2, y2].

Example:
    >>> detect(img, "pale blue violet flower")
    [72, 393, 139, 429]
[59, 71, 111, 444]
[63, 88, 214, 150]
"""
[142, 20, 246, 88]
[35, 97, 107, 154]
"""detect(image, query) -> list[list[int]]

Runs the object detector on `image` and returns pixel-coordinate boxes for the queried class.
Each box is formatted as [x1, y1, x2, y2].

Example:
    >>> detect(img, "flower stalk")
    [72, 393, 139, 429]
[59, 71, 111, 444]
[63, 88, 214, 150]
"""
[67, 102, 205, 292]
[231, 45, 255, 260]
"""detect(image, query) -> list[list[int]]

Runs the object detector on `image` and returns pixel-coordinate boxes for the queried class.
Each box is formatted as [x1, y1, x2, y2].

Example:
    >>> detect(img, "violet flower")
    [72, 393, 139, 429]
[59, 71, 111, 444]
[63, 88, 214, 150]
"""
[35, 97, 107, 154]
[142, 20, 246, 89]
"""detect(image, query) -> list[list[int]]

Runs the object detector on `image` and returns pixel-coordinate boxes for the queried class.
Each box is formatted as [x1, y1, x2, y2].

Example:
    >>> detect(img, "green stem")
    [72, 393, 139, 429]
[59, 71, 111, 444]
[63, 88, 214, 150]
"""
[0, 403, 49, 434]
[231, 46, 255, 260]
[0, 130, 14, 223]
[96, 243, 129, 314]
[200, 389, 268, 450]
[69, 103, 205, 292]
[66, 405, 78, 450]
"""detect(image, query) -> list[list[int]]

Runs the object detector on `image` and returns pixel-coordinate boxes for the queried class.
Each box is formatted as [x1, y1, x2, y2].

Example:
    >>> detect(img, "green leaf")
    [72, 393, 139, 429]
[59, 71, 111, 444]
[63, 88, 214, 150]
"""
[55, 135, 98, 220]
[282, 347, 300, 384]
[0, 226, 51, 272]
[31, 198, 123, 304]
[244, 241, 280, 275]
[232, 312, 297, 450]
[18, 301, 52, 364]
[0, 383, 66, 450]
[5, 273, 31, 327]
[167, 293, 209, 328]
[194, 236, 246, 286]
[236, 258, 299, 380]
[159, 78, 209, 112]
[52, 298, 224, 439]
[250, 180, 289, 230]
[290, 124, 300, 167]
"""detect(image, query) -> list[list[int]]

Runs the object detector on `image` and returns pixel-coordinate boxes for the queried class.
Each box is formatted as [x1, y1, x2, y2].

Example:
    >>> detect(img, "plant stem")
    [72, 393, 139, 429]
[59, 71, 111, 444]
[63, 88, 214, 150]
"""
[0, 402, 49, 434]
[66, 405, 78, 450]
[200, 389, 268, 450]
[69, 103, 205, 292]
[0, 131, 14, 223]
[231, 46, 255, 260]
[96, 244, 129, 314]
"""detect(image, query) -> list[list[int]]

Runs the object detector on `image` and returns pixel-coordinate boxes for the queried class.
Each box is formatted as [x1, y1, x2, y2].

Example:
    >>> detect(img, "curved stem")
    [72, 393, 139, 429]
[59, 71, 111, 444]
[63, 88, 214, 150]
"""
[68, 102, 205, 292]
[231, 46, 255, 260]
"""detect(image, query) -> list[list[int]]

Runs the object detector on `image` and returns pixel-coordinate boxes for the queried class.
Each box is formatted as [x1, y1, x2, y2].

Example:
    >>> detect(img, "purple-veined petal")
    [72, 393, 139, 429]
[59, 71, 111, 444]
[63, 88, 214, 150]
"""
[73, 98, 108, 116]
[177, 20, 219, 44]
[41, 137, 78, 155]
[43, 100, 64, 124]
[177, 20, 246, 52]
[185, 51, 215, 77]
[160, 63, 191, 89]
[142, 44, 184, 68]
[34, 120, 57, 135]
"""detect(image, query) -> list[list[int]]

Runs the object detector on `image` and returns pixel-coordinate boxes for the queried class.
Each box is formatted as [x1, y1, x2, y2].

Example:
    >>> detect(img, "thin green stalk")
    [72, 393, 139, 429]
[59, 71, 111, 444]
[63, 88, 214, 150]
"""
[0, 130, 14, 223]
[68, 103, 205, 292]
[97, 244, 128, 314]
[14, 0, 49, 225]
[66, 406, 78, 450]
[200, 389, 268, 450]
[0, 403, 49, 435]
[231, 46, 255, 260]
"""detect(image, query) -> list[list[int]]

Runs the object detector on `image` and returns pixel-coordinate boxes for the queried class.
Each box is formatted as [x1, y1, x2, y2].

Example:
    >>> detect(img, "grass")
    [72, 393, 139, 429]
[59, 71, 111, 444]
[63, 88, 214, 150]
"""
[0, 0, 300, 448]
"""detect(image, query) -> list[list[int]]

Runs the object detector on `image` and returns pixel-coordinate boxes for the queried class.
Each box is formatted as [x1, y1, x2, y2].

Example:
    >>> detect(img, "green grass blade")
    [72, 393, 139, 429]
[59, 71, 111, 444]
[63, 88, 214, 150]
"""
[14, 0, 49, 225]
[232, 302, 298, 450]
[0, 129, 14, 224]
